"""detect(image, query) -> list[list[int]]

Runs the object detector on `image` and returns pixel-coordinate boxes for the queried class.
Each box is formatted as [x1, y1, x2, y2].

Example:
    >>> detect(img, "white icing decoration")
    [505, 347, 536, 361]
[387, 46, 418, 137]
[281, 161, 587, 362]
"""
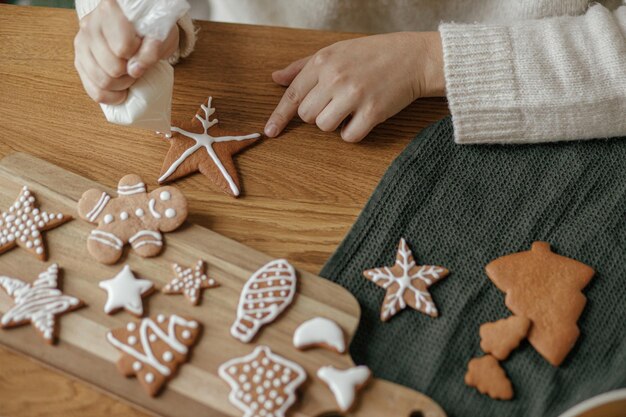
[107, 315, 197, 377]
[132, 361, 142, 371]
[160, 191, 171, 201]
[317, 366, 371, 412]
[163, 351, 173, 362]
[230, 259, 297, 343]
[165, 208, 176, 218]
[135, 208, 144, 217]
[218, 346, 306, 417]
[0, 264, 81, 341]
[145, 372, 154, 383]
[86, 192, 111, 222]
[158, 97, 261, 196]
[293, 317, 346, 353]
[148, 198, 161, 219]
[163, 260, 216, 305]
[99, 265, 154, 316]
[182, 330, 191, 339]
[128, 230, 163, 250]
[117, 182, 146, 196]
[103, 214, 114, 224]
[128, 336, 137, 345]
[89, 230, 123, 250]
[120, 211, 129, 221]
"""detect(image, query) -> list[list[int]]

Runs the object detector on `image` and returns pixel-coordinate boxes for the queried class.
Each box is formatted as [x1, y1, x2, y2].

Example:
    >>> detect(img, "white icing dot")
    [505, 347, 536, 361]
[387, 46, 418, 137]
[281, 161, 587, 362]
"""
[264, 400, 274, 410]
[127, 322, 136, 331]
[103, 214, 114, 224]
[239, 374, 247, 383]
[135, 208, 144, 217]
[36, 247, 43, 255]
[157, 314, 165, 323]
[32, 230, 39, 238]
[132, 361, 142, 371]
[228, 366, 237, 374]
[243, 365, 251, 372]
[120, 211, 129, 221]
[163, 351, 173, 362]
[276, 397, 284, 405]
[165, 208, 176, 218]
[56, 213, 63, 220]
[244, 393, 252, 403]
[256, 386, 264, 394]
[243, 382, 251, 391]
[159, 191, 171, 201]
[128, 336, 137, 345]
[182, 330, 191, 339]
[145, 372, 154, 383]
[252, 374, 262, 384]
[149, 334, 157, 342]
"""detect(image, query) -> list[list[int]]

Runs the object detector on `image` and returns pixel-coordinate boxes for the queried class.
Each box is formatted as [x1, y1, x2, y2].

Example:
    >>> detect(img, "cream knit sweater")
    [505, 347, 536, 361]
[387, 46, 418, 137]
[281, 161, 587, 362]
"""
[76, 0, 626, 144]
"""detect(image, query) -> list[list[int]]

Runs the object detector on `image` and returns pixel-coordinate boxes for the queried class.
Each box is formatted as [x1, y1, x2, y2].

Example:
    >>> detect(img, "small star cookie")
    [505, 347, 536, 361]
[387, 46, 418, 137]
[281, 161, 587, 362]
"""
[99, 265, 154, 316]
[363, 238, 449, 321]
[162, 260, 218, 305]
[0, 186, 72, 261]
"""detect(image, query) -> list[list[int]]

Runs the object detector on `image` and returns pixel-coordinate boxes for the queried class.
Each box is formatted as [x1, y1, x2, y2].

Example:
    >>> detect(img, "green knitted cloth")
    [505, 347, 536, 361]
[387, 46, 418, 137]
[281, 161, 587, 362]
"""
[320, 117, 626, 417]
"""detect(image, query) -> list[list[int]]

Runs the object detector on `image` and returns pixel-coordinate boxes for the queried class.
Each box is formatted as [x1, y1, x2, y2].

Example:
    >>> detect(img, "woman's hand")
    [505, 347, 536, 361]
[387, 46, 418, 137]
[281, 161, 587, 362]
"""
[265, 32, 445, 142]
[73, 0, 179, 105]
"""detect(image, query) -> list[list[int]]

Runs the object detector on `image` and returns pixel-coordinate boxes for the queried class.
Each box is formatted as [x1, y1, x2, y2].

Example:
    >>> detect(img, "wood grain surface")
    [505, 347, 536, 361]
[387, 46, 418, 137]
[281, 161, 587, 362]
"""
[0, 4, 450, 417]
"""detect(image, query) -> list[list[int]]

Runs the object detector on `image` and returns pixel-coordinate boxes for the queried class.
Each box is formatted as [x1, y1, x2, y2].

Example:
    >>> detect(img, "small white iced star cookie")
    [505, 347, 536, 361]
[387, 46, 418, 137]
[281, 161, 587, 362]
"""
[99, 265, 154, 316]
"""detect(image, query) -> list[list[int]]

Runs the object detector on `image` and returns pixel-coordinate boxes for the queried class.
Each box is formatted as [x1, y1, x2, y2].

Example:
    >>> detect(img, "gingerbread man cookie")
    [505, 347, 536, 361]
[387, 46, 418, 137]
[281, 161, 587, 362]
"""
[106, 314, 201, 396]
[77, 174, 188, 264]
[158, 97, 261, 197]
[479, 316, 531, 361]
[485, 242, 594, 366]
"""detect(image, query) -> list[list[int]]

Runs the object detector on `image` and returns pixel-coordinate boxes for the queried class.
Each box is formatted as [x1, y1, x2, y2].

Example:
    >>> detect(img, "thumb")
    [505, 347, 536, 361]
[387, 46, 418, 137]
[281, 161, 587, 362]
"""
[127, 37, 163, 79]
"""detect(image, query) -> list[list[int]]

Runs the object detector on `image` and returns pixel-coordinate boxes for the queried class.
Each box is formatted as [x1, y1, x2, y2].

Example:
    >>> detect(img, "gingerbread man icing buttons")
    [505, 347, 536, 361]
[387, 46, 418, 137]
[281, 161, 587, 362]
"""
[99, 265, 154, 316]
[218, 345, 307, 417]
[0, 186, 72, 261]
[162, 260, 218, 305]
[77, 174, 188, 264]
[0, 264, 84, 344]
[106, 314, 201, 396]
[485, 241, 594, 366]
[158, 96, 261, 197]
[317, 365, 371, 412]
[363, 238, 449, 321]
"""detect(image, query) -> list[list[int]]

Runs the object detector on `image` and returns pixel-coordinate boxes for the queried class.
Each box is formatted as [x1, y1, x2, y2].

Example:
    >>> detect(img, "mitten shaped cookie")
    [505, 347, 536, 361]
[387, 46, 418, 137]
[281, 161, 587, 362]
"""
[77, 175, 187, 264]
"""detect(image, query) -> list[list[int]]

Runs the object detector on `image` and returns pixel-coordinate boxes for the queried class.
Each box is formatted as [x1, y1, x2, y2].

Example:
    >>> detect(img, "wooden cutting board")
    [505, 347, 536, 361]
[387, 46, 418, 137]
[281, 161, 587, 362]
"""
[0, 152, 446, 417]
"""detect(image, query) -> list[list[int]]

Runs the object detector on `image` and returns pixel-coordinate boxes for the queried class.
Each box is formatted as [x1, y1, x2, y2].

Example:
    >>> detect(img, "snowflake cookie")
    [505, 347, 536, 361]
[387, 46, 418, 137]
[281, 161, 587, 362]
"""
[106, 314, 201, 396]
[363, 238, 449, 321]
[317, 365, 371, 412]
[77, 174, 188, 264]
[0, 186, 72, 261]
[158, 96, 261, 197]
[231, 259, 297, 343]
[162, 260, 218, 305]
[99, 265, 154, 316]
[0, 264, 84, 344]
[219, 345, 306, 417]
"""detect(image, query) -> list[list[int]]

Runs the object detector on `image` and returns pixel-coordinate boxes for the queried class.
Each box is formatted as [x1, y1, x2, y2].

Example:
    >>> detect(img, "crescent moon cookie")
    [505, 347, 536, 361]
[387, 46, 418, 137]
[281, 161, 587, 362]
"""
[162, 260, 219, 305]
[231, 259, 297, 343]
[99, 265, 155, 317]
[0, 186, 72, 261]
[293, 317, 346, 354]
[363, 237, 450, 321]
[77, 174, 188, 264]
[106, 314, 201, 396]
[158, 96, 262, 197]
[317, 365, 372, 412]
[0, 264, 84, 344]
[218, 345, 307, 417]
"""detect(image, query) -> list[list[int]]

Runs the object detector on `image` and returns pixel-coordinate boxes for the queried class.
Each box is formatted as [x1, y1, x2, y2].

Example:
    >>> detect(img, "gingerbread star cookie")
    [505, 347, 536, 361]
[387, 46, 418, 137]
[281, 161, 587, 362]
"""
[162, 260, 218, 305]
[0, 186, 72, 261]
[485, 241, 594, 366]
[363, 238, 449, 321]
[99, 265, 154, 316]
[158, 96, 261, 197]
[0, 264, 84, 344]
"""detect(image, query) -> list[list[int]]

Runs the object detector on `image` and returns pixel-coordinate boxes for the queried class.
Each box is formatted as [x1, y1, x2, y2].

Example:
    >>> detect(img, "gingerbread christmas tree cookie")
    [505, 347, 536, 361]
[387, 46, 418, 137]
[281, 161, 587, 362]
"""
[158, 97, 261, 197]
[162, 260, 218, 305]
[465, 355, 513, 400]
[77, 174, 188, 264]
[363, 238, 449, 321]
[479, 316, 530, 361]
[0, 186, 72, 261]
[106, 314, 201, 396]
[0, 264, 84, 344]
[485, 241, 594, 366]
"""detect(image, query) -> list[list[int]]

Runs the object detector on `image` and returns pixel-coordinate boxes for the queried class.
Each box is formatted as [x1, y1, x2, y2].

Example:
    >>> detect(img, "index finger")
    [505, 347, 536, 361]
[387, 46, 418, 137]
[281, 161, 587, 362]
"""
[265, 63, 318, 137]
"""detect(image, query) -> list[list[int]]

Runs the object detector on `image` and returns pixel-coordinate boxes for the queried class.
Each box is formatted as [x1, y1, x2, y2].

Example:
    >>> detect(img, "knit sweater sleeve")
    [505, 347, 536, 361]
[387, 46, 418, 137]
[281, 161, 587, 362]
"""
[74, 0, 196, 65]
[439, 4, 626, 144]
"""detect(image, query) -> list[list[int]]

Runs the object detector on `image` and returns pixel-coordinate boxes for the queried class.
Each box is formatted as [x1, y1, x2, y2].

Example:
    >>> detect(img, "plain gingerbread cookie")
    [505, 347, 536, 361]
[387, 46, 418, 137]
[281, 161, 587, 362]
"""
[77, 174, 187, 264]
[479, 316, 531, 361]
[465, 355, 513, 400]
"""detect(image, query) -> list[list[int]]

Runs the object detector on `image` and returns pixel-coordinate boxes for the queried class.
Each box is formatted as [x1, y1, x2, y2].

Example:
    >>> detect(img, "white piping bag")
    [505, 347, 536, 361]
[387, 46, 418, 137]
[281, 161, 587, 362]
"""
[101, 0, 190, 133]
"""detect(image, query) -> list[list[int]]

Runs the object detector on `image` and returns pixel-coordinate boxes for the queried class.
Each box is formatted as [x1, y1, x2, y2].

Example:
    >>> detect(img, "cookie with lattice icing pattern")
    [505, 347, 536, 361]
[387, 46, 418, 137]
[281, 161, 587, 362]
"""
[77, 174, 187, 264]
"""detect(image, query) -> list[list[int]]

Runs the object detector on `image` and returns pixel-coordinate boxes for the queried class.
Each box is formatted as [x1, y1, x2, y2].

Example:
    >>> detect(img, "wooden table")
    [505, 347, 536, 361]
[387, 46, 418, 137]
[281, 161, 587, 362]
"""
[0, 5, 450, 416]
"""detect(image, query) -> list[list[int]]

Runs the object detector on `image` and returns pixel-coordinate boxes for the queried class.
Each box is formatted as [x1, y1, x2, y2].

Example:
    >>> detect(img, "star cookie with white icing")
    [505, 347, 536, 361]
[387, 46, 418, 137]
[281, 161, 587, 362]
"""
[218, 345, 306, 417]
[363, 238, 449, 321]
[162, 260, 218, 305]
[158, 96, 261, 197]
[0, 264, 84, 344]
[0, 186, 72, 261]
[99, 265, 154, 316]
[106, 314, 201, 396]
